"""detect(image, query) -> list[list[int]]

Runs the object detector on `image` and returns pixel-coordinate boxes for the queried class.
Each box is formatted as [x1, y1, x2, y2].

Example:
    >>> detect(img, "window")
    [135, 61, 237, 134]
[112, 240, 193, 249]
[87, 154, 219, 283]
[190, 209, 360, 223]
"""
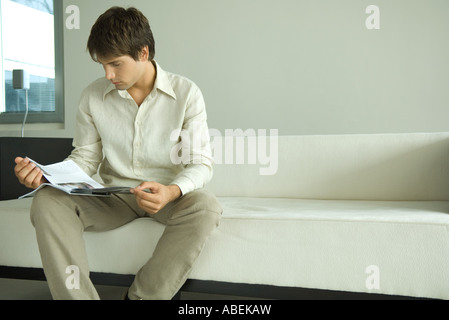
[0, 0, 63, 124]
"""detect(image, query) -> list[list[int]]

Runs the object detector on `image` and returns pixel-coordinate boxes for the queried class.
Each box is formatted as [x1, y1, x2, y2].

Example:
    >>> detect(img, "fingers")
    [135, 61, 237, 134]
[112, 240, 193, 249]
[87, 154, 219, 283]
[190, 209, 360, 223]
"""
[26, 169, 44, 189]
[134, 193, 163, 214]
[14, 157, 27, 170]
[137, 198, 163, 214]
[133, 181, 158, 193]
[14, 157, 30, 180]
[132, 182, 164, 214]
[14, 157, 44, 189]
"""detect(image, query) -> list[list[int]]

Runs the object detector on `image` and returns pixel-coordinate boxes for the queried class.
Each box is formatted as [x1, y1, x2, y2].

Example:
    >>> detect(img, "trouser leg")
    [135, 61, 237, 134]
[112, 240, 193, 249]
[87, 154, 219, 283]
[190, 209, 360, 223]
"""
[128, 189, 222, 300]
[30, 187, 141, 300]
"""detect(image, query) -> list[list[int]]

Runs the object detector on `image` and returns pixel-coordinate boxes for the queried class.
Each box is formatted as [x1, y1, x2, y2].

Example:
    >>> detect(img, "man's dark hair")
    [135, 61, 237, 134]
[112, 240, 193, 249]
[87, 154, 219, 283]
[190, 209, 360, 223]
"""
[87, 6, 155, 62]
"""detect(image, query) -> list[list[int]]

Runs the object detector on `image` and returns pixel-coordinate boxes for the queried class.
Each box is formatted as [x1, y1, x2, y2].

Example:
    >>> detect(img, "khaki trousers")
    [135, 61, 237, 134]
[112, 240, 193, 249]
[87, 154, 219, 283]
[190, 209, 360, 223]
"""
[30, 186, 222, 300]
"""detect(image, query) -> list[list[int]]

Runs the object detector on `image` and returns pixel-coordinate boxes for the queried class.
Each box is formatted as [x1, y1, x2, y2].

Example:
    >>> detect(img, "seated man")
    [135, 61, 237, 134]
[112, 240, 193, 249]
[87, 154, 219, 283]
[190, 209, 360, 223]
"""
[14, 6, 222, 300]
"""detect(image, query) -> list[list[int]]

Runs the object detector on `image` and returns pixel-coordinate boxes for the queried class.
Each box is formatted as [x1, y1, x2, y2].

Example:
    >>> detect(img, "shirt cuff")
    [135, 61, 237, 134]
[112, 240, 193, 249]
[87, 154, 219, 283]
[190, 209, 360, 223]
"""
[170, 176, 196, 196]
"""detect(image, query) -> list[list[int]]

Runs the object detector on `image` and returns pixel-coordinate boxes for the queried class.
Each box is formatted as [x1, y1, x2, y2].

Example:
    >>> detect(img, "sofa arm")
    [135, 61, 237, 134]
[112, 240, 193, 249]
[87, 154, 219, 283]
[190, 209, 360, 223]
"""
[0, 137, 74, 201]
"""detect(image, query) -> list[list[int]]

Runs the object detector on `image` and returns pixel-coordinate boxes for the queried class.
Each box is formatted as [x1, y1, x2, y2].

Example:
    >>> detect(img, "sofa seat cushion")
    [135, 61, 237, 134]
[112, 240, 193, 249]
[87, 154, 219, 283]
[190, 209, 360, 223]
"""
[192, 197, 449, 299]
[1, 197, 449, 299]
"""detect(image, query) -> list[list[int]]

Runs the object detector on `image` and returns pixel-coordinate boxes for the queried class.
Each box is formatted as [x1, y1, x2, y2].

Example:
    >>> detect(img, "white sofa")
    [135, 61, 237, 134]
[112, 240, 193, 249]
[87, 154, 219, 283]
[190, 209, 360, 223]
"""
[1, 132, 449, 299]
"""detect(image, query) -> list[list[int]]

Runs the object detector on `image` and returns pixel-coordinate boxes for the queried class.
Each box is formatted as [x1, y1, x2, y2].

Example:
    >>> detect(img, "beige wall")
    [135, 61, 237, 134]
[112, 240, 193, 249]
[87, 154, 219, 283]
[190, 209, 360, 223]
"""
[2, 0, 448, 137]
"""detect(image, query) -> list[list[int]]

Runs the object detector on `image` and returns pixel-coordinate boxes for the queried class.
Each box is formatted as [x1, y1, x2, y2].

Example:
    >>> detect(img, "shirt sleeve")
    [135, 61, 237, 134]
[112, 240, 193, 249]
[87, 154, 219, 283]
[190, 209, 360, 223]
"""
[170, 86, 214, 195]
[66, 87, 103, 177]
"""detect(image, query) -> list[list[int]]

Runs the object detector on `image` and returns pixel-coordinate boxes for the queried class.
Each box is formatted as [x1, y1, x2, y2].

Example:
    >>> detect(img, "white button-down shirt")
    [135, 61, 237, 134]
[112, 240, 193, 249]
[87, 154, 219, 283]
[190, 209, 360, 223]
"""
[68, 61, 213, 195]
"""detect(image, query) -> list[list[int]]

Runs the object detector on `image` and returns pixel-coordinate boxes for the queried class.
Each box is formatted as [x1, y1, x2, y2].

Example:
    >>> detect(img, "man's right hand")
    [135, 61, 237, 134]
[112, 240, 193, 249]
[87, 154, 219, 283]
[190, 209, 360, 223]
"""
[14, 157, 47, 189]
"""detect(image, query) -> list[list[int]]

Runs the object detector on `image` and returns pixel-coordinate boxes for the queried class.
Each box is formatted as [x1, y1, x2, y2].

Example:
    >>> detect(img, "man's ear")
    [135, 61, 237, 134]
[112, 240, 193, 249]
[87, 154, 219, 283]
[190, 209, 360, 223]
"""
[139, 46, 150, 61]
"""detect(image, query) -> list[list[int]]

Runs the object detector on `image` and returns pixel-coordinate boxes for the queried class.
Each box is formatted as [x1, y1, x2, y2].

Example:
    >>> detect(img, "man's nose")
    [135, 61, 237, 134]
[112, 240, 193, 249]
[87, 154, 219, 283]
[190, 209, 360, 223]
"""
[104, 67, 115, 80]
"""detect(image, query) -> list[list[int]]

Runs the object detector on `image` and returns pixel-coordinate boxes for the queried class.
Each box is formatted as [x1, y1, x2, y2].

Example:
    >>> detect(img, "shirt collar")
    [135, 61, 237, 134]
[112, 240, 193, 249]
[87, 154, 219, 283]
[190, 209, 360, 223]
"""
[152, 61, 177, 100]
[103, 60, 177, 101]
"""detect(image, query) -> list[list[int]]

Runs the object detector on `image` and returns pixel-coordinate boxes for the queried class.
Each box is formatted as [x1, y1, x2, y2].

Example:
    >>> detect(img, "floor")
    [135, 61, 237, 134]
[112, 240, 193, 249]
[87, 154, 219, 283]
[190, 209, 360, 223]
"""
[0, 277, 254, 300]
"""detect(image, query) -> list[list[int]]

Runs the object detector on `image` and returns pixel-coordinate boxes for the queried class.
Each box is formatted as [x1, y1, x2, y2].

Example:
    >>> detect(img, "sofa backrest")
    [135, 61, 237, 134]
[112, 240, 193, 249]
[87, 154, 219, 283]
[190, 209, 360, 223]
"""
[206, 132, 449, 201]
[2, 133, 448, 201]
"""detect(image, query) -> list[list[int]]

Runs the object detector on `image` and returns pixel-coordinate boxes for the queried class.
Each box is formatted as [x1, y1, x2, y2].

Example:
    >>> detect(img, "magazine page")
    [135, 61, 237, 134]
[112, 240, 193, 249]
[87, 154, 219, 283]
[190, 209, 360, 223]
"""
[36, 159, 104, 190]
[19, 158, 105, 199]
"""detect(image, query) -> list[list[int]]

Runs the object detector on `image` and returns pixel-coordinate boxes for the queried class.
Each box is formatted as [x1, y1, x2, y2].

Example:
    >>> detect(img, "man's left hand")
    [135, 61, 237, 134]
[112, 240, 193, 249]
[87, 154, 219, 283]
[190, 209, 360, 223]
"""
[131, 181, 181, 214]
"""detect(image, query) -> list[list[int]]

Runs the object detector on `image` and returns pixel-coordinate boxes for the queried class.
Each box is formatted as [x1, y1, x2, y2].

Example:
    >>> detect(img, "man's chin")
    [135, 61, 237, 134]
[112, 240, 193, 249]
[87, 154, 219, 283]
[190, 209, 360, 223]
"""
[114, 84, 128, 90]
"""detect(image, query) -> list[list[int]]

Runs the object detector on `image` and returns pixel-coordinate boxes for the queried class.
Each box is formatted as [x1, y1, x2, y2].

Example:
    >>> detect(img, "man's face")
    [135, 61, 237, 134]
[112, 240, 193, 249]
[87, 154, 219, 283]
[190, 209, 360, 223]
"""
[98, 55, 146, 91]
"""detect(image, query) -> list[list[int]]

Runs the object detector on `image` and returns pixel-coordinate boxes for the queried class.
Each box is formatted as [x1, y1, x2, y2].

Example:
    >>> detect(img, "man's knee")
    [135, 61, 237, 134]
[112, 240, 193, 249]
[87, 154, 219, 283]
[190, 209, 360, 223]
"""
[182, 189, 222, 215]
[30, 187, 72, 227]
[166, 188, 222, 229]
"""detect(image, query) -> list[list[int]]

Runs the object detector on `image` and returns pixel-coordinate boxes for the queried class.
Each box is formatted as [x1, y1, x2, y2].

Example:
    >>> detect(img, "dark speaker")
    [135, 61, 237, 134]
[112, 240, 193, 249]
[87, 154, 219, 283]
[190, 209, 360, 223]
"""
[0, 137, 74, 200]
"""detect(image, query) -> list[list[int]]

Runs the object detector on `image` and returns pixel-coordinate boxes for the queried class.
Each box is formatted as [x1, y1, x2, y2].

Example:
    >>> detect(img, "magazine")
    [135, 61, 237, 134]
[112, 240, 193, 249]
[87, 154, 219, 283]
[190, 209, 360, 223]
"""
[19, 158, 132, 199]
